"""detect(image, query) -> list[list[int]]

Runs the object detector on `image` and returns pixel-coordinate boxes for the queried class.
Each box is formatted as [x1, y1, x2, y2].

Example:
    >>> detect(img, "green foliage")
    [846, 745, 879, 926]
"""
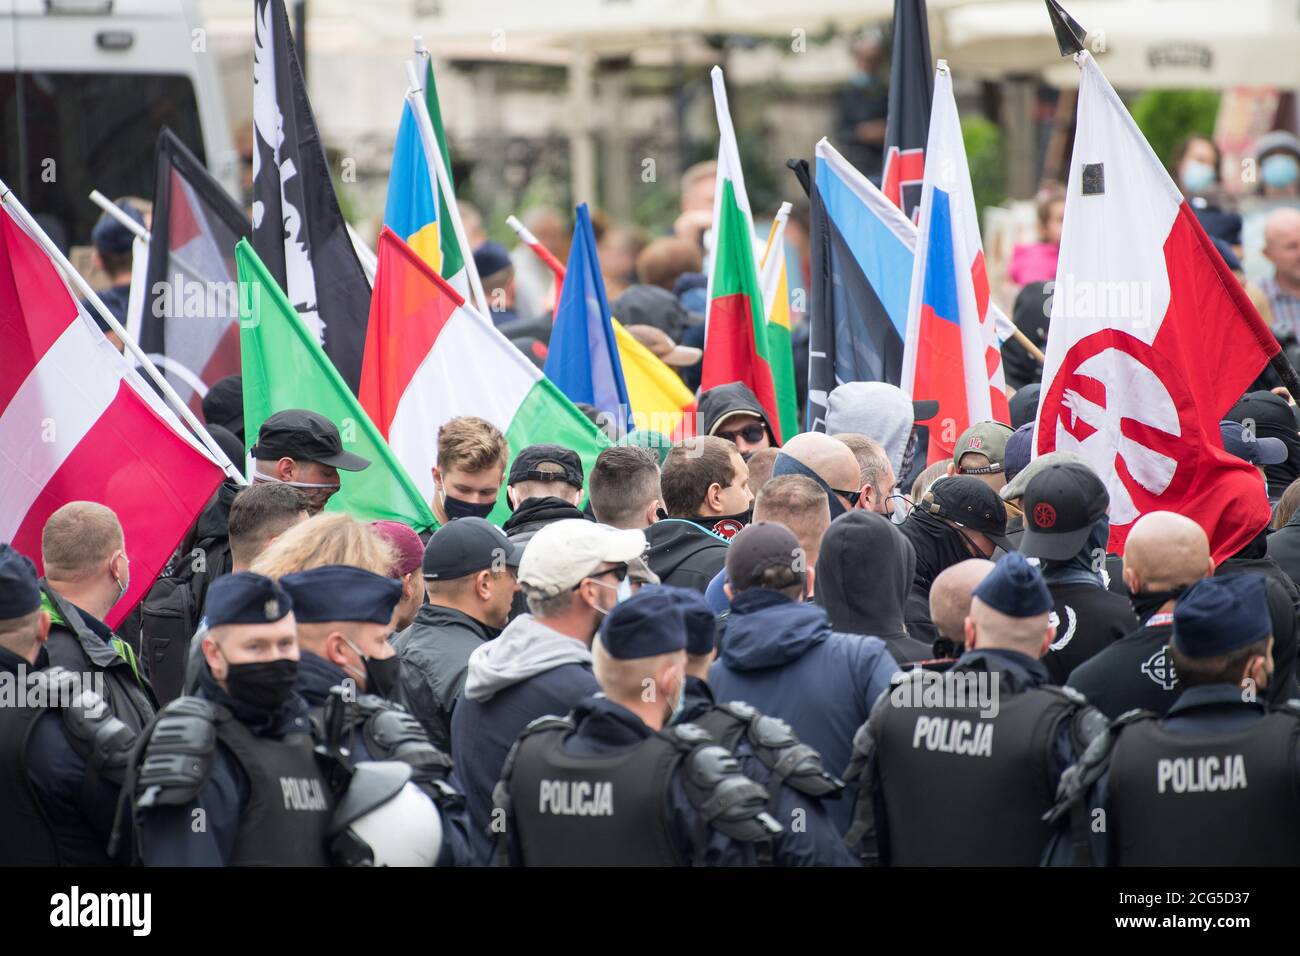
[962, 115, 1005, 223]
[1129, 89, 1220, 168]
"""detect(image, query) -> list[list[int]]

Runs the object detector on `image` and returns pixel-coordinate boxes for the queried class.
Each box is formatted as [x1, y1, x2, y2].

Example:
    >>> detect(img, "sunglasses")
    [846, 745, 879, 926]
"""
[831, 488, 862, 508]
[579, 563, 629, 588]
[716, 423, 767, 445]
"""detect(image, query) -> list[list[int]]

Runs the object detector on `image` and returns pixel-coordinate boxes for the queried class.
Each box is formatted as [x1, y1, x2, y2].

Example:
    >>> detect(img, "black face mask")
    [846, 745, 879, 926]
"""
[362, 654, 402, 701]
[441, 490, 495, 521]
[224, 658, 299, 712]
[1130, 586, 1188, 624]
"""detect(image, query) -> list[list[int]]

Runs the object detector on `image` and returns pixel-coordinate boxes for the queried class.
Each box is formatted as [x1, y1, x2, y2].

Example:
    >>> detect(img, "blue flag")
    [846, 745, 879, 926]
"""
[544, 204, 631, 429]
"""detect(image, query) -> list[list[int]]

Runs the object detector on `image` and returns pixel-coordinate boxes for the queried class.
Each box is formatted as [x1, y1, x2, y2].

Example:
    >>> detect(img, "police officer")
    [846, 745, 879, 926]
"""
[1047, 574, 1300, 866]
[662, 585, 858, 866]
[843, 551, 1105, 865]
[278, 565, 474, 865]
[129, 572, 334, 866]
[493, 588, 782, 865]
[0, 545, 134, 865]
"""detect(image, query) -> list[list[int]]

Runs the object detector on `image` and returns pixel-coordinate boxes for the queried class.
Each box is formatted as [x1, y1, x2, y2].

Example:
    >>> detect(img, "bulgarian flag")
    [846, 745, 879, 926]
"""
[701, 65, 783, 444]
[759, 202, 798, 444]
[236, 240, 438, 532]
[359, 227, 610, 525]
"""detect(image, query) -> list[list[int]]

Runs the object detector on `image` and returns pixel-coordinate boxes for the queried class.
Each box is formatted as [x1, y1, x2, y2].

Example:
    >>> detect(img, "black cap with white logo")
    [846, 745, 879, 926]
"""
[1019, 461, 1109, 562]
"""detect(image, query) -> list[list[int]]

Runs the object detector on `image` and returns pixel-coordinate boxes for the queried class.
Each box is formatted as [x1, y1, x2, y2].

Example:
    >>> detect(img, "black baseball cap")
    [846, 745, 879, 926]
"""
[725, 521, 804, 592]
[508, 443, 583, 490]
[422, 516, 524, 581]
[249, 409, 371, 471]
[202, 375, 245, 437]
[920, 475, 1013, 551]
[1220, 420, 1288, 466]
[1019, 462, 1109, 562]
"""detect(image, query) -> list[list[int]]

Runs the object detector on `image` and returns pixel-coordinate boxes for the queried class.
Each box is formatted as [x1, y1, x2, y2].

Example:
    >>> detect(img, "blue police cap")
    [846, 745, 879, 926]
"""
[598, 589, 686, 660]
[90, 200, 145, 256]
[0, 544, 41, 619]
[279, 565, 402, 625]
[206, 572, 293, 628]
[972, 551, 1053, 618]
[647, 585, 717, 656]
[1173, 575, 1271, 658]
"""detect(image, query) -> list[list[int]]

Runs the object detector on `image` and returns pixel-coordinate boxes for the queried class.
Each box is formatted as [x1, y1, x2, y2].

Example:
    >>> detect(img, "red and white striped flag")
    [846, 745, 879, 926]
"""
[0, 206, 225, 627]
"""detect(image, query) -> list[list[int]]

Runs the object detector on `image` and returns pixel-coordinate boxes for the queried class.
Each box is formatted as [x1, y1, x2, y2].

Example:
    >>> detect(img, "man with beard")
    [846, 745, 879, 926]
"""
[1225, 390, 1300, 503]
[816, 511, 928, 664]
[1067, 512, 1213, 719]
[249, 410, 372, 515]
[1018, 462, 1138, 684]
[899, 476, 1013, 647]
[698, 381, 779, 459]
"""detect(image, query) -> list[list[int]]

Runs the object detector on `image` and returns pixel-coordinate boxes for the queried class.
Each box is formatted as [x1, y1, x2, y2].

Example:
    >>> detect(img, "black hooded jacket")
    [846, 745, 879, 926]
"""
[1267, 507, 1300, 591]
[816, 511, 930, 663]
[501, 495, 588, 548]
[1226, 391, 1300, 502]
[645, 519, 729, 593]
[698, 382, 777, 445]
[898, 510, 980, 646]
[1217, 529, 1300, 703]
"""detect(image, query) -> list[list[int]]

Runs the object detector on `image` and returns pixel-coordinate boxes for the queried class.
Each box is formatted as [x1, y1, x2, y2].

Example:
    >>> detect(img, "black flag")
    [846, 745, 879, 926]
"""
[881, 0, 934, 222]
[142, 128, 251, 416]
[251, 0, 370, 391]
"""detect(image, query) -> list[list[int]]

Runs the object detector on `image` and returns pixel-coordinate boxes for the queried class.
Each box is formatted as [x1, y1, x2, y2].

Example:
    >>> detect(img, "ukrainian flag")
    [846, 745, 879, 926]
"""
[383, 100, 442, 274]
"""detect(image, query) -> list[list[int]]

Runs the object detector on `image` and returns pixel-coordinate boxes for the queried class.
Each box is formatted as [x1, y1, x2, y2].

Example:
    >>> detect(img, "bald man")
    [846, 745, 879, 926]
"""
[928, 559, 996, 659]
[1262, 207, 1300, 338]
[1066, 512, 1213, 718]
[770, 432, 862, 521]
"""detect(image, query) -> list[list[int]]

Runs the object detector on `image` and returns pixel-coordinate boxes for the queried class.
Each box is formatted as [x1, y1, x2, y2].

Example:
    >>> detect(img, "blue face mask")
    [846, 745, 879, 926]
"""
[1262, 154, 1300, 189]
[1180, 160, 1216, 194]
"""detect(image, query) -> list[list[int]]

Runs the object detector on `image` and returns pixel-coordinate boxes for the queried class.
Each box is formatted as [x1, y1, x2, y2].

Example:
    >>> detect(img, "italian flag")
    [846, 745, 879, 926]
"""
[759, 203, 799, 444]
[236, 240, 438, 532]
[701, 66, 783, 444]
[359, 227, 610, 525]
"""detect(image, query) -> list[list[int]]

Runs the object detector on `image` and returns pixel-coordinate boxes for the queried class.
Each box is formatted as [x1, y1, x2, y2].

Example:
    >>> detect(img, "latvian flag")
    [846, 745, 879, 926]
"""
[901, 62, 1010, 464]
[0, 206, 225, 627]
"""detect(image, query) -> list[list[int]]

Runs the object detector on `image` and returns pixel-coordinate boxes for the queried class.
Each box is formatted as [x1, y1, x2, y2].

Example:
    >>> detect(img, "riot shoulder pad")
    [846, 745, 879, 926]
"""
[671, 731, 783, 845]
[745, 712, 845, 799]
[135, 696, 219, 809]
[362, 700, 459, 804]
[47, 667, 136, 785]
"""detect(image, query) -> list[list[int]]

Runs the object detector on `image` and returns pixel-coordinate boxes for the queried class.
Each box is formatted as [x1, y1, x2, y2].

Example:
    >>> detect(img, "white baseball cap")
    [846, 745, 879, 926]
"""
[518, 520, 647, 598]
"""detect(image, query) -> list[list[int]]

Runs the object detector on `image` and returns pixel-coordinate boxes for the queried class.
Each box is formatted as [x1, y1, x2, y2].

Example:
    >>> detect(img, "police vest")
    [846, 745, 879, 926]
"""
[133, 696, 332, 866]
[0, 667, 133, 866]
[1107, 708, 1300, 866]
[874, 681, 1082, 865]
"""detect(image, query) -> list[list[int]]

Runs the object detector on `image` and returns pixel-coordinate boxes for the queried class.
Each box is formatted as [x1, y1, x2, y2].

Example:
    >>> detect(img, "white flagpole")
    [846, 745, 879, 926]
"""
[404, 55, 491, 321]
[0, 178, 246, 484]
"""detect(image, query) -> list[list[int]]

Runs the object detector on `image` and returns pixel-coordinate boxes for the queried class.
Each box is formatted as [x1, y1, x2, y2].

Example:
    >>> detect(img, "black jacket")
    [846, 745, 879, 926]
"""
[1067, 618, 1178, 719]
[393, 604, 499, 752]
[501, 496, 588, 549]
[697, 381, 777, 444]
[1041, 582, 1139, 685]
[645, 519, 729, 593]
[1267, 510, 1300, 592]
[1216, 538, 1300, 702]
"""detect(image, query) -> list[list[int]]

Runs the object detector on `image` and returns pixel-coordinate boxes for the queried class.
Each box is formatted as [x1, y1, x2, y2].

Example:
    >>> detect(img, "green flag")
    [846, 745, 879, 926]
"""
[237, 240, 438, 532]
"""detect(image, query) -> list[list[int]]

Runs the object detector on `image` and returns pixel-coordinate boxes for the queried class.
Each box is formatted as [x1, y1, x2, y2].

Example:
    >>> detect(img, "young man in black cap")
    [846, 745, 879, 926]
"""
[1047, 574, 1300, 866]
[0, 544, 135, 865]
[844, 552, 1103, 866]
[1017, 461, 1138, 684]
[131, 572, 334, 866]
[250, 408, 372, 514]
[493, 588, 781, 865]
[1067, 511, 1214, 719]
[709, 521, 899, 834]
[899, 475, 1014, 647]
[501, 443, 589, 549]
[394, 518, 523, 751]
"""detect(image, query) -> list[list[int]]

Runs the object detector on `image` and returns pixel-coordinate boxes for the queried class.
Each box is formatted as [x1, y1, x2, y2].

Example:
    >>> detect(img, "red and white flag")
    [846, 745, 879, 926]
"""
[1035, 52, 1278, 562]
[0, 206, 226, 627]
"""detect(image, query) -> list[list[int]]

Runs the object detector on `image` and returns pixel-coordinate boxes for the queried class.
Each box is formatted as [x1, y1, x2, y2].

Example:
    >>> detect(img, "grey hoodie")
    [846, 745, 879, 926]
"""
[824, 381, 914, 477]
[462, 613, 593, 703]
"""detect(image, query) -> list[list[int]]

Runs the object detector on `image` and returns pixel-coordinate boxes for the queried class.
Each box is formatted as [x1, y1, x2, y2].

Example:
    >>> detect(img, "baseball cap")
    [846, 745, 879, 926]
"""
[250, 409, 371, 471]
[517, 519, 647, 597]
[90, 199, 145, 256]
[999, 450, 1090, 502]
[1173, 575, 1272, 657]
[0, 544, 41, 619]
[972, 552, 1053, 618]
[508, 444, 584, 490]
[919, 476, 1013, 551]
[625, 324, 701, 368]
[725, 521, 804, 592]
[1220, 420, 1288, 467]
[202, 375, 245, 437]
[422, 517, 523, 581]
[1003, 423, 1034, 482]
[598, 589, 687, 659]
[370, 520, 424, 577]
[953, 421, 1015, 473]
[1019, 461, 1110, 562]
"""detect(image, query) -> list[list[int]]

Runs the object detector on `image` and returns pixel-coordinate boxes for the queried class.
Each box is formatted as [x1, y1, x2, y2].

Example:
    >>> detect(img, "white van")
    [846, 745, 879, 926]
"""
[0, 0, 236, 249]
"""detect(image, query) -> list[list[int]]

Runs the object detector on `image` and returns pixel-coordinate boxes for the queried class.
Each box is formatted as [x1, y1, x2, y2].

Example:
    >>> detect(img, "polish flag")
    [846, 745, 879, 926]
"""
[901, 62, 1010, 464]
[0, 207, 226, 627]
[1035, 52, 1277, 562]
